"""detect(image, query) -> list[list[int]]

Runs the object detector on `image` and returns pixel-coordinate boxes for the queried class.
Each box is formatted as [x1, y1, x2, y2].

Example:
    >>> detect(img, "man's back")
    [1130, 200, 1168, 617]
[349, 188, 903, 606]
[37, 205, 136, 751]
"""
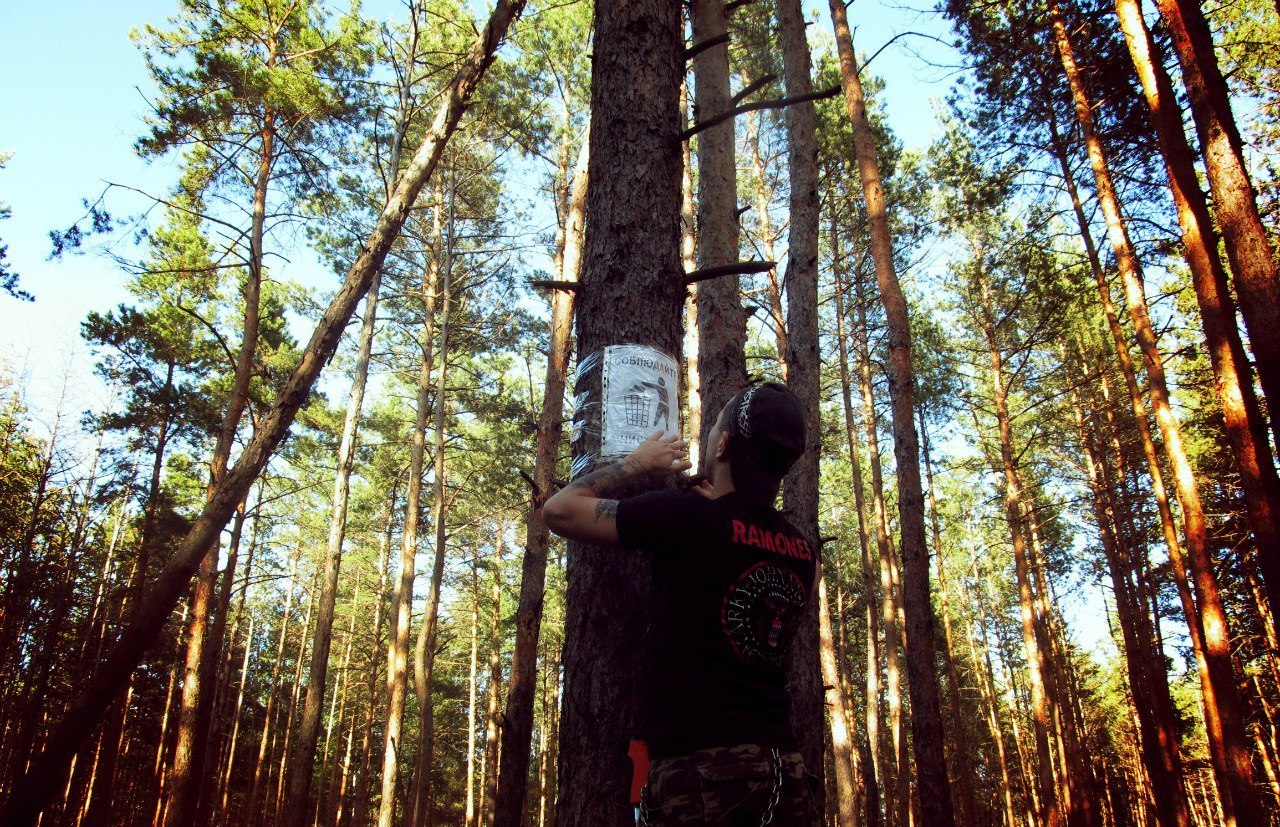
[617, 489, 816, 759]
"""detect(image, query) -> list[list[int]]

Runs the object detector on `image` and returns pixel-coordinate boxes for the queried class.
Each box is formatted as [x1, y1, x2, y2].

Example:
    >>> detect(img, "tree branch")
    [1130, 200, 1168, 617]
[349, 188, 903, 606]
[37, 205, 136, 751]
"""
[732, 73, 778, 106]
[684, 33, 730, 61]
[685, 260, 775, 284]
[678, 85, 840, 141]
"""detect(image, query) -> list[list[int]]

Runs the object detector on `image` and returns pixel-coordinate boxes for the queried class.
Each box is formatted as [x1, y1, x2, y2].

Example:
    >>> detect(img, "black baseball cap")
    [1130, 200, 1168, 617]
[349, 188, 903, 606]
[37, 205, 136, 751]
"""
[724, 382, 806, 474]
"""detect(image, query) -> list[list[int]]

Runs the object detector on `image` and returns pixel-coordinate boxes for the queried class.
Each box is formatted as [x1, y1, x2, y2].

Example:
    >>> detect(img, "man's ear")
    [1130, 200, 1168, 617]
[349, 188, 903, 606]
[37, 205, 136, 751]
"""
[716, 431, 730, 460]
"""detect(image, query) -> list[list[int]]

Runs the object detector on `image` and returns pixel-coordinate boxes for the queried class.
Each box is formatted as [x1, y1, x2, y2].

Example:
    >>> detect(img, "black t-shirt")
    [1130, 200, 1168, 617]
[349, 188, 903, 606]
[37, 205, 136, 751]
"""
[615, 489, 817, 758]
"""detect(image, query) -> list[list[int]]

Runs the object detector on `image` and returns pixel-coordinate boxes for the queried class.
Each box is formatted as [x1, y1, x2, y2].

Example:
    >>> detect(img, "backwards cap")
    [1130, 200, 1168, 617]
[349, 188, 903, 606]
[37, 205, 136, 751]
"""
[725, 382, 806, 475]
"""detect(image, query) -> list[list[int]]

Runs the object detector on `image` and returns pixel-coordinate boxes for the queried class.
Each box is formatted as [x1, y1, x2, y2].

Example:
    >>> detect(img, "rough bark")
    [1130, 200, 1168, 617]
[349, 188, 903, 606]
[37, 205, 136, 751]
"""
[0, 5, 525, 823]
[556, 1, 684, 823]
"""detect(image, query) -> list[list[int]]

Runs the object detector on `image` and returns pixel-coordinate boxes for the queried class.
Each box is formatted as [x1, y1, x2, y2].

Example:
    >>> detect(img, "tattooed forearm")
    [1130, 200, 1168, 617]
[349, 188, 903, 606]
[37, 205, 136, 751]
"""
[565, 458, 640, 498]
[594, 499, 619, 523]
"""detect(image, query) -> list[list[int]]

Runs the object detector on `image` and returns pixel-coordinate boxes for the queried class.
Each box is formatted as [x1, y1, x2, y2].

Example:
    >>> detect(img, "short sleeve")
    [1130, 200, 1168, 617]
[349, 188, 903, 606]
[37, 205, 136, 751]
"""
[615, 489, 703, 553]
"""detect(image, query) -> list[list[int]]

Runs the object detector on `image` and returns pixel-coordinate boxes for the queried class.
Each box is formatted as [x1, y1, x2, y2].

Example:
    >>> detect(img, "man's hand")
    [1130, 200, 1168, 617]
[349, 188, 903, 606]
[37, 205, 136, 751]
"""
[624, 431, 692, 476]
[543, 430, 691, 545]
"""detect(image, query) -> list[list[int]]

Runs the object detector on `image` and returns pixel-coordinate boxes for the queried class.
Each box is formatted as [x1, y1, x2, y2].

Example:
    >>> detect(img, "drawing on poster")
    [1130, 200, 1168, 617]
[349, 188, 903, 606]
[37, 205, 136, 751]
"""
[600, 344, 679, 458]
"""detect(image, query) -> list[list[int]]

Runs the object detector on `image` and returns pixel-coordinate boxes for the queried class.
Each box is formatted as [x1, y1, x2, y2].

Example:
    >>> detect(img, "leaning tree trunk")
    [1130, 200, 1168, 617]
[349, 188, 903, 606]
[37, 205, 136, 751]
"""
[556, 1, 684, 823]
[493, 120, 585, 827]
[1047, 4, 1265, 823]
[828, 4, 955, 824]
[691, 0, 747, 443]
[0, 5, 526, 824]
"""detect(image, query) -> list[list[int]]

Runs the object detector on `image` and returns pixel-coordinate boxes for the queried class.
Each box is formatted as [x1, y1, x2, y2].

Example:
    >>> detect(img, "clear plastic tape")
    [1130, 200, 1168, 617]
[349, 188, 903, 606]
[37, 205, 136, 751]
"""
[569, 344, 679, 478]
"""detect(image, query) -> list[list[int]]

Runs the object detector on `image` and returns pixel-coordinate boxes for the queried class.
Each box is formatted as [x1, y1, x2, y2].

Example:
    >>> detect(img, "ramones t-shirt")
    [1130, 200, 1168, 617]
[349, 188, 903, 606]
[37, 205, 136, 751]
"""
[615, 489, 817, 759]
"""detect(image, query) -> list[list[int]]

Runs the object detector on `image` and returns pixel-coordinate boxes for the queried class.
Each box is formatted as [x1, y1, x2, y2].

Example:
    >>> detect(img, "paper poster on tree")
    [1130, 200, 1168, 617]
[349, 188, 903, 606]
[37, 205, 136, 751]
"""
[600, 344, 678, 458]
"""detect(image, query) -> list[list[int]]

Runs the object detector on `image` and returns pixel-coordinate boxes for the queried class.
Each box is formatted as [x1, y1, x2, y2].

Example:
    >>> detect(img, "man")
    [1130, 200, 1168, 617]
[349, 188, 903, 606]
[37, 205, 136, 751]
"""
[544, 382, 819, 825]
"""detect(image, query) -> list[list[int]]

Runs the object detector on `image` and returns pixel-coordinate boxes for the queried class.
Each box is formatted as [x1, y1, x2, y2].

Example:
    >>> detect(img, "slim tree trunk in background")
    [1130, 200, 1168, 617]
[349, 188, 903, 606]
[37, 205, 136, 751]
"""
[494, 121, 585, 827]
[834, 230, 882, 827]
[382, 221, 442, 827]
[1069, 375, 1191, 827]
[921, 417, 977, 827]
[1151, 0, 1280, 457]
[285, 260, 384, 827]
[247, 545, 301, 826]
[1047, 5, 1265, 823]
[482, 552, 503, 827]
[1114, 0, 1280, 647]
[853, 269, 903, 827]
[408, 177, 456, 827]
[691, 0, 747, 443]
[819, 573, 861, 826]
[828, 4, 954, 825]
[976, 268, 1061, 827]
[466, 556, 482, 827]
[0, 7, 525, 823]
[558, 1, 683, 822]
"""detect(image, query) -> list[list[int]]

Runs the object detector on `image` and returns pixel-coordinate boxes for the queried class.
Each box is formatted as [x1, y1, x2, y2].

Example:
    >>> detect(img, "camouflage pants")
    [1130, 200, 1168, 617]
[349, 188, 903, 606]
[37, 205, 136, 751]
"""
[640, 744, 819, 826]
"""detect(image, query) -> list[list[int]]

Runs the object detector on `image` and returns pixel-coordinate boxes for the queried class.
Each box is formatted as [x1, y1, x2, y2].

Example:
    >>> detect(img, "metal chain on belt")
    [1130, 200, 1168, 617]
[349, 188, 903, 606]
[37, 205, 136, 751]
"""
[759, 748, 783, 826]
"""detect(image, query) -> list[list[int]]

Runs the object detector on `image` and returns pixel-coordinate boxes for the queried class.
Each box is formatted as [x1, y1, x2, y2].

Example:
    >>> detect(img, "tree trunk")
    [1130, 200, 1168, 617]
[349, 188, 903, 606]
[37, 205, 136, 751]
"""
[0, 7, 525, 823]
[1047, 4, 1265, 823]
[482, 551, 503, 827]
[853, 268, 904, 827]
[976, 265, 1062, 827]
[493, 120, 585, 827]
[248, 544, 301, 826]
[557, 1, 683, 822]
[380, 235, 441, 827]
[466, 556, 482, 827]
[833, 226, 882, 827]
[828, 5, 955, 825]
[407, 176, 456, 827]
[285, 257, 383, 827]
[921, 417, 978, 827]
[819, 573, 861, 826]
[691, 0, 747, 443]
[1069, 374, 1191, 827]
[776, 1, 827, 807]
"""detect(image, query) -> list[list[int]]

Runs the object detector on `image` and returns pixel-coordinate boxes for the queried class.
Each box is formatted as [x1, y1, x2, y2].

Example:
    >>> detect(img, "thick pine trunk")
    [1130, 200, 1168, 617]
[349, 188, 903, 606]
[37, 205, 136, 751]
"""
[0, 7, 525, 824]
[1047, 5, 1265, 823]
[828, 4, 955, 824]
[557, 2, 683, 823]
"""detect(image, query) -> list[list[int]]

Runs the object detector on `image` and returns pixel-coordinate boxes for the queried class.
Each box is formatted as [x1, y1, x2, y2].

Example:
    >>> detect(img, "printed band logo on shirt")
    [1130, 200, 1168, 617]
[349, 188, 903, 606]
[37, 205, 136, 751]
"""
[730, 519, 813, 561]
[721, 562, 806, 669]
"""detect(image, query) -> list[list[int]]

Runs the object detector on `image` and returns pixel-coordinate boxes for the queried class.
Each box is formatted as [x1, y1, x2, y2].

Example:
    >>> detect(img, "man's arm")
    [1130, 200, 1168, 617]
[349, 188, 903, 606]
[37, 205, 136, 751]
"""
[543, 431, 691, 546]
